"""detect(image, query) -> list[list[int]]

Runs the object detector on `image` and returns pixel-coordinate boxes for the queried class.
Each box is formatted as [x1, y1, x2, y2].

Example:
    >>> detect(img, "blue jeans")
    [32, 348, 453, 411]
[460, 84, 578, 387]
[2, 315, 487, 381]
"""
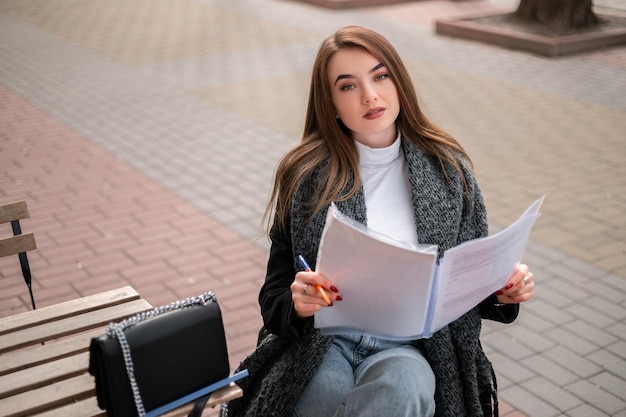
[293, 334, 435, 417]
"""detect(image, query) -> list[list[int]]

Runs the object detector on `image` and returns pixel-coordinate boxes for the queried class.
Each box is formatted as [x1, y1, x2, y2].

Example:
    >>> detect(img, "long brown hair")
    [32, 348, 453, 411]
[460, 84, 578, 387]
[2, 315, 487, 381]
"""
[264, 25, 471, 233]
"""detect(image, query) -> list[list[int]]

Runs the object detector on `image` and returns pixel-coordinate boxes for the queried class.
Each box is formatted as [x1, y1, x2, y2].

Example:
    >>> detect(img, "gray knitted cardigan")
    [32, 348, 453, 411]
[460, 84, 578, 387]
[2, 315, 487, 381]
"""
[224, 138, 515, 417]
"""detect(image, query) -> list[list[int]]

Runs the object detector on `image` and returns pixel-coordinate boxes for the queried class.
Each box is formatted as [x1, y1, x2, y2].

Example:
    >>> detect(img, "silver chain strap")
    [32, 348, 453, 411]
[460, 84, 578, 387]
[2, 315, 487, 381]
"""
[106, 291, 217, 417]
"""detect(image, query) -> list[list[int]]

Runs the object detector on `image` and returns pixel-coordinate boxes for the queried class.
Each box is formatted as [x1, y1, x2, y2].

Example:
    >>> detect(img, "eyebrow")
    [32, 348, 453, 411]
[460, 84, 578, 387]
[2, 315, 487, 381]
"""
[334, 62, 385, 85]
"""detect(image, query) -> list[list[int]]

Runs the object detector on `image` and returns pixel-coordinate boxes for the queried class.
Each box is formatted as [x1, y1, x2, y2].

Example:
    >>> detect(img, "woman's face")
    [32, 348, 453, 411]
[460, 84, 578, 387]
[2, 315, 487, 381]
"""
[327, 47, 400, 149]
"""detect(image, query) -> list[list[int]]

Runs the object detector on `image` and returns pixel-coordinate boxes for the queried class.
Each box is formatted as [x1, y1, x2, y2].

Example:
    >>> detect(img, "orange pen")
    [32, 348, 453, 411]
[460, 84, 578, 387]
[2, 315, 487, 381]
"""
[298, 255, 332, 306]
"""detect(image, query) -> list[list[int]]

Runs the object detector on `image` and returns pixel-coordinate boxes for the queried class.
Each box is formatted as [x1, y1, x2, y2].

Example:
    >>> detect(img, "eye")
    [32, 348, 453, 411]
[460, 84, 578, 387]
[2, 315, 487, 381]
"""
[339, 83, 356, 91]
[374, 73, 390, 81]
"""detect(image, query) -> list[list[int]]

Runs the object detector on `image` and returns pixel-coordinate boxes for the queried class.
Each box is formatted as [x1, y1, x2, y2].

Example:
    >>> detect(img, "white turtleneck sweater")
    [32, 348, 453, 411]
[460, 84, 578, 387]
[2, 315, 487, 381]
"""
[355, 136, 418, 246]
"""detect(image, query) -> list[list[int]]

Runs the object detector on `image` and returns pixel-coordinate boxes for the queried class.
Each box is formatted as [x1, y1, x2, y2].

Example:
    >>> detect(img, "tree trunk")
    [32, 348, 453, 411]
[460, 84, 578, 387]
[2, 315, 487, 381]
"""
[514, 0, 599, 30]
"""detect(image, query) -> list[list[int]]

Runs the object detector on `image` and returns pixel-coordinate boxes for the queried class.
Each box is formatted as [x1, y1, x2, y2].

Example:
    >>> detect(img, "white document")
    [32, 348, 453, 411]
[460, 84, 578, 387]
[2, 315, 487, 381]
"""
[314, 196, 545, 340]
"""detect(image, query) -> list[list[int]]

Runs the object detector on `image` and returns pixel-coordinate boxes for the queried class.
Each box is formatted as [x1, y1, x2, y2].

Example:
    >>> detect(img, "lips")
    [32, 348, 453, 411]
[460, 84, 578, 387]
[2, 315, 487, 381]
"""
[364, 107, 385, 120]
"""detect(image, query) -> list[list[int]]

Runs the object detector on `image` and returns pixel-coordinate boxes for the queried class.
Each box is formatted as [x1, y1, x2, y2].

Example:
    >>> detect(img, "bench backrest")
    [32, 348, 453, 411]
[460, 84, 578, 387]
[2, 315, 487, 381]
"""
[0, 200, 37, 309]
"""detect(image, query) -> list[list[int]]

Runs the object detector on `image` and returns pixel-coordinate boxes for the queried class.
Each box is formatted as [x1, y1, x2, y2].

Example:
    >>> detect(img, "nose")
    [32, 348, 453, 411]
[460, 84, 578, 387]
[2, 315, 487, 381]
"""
[362, 93, 377, 104]
[362, 85, 377, 104]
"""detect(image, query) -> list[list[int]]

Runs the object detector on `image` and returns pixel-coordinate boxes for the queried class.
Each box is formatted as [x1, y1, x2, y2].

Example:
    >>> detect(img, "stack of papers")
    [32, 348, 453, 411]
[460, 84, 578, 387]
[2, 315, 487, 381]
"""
[314, 196, 545, 340]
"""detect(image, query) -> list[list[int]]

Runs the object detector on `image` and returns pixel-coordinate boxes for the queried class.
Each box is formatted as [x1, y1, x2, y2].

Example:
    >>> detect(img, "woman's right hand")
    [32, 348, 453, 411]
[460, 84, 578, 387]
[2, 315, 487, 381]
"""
[291, 271, 341, 318]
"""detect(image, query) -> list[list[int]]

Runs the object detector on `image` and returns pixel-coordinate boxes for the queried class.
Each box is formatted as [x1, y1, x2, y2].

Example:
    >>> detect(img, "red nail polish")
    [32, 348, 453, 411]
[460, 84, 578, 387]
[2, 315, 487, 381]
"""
[330, 286, 339, 293]
[335, 295, 343, 301]
[494, 291, 503, 296]
[505, 283, 514, 290]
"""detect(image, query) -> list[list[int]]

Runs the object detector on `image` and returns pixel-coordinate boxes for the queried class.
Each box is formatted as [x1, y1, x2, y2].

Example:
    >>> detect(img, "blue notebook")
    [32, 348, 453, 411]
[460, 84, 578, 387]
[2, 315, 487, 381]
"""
[145, 369, 249, 417]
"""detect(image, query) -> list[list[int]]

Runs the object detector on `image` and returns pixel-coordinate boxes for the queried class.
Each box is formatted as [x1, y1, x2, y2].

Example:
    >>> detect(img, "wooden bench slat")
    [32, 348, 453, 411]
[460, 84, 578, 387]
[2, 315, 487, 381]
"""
[0, 201, 29, 223]
[0, 352, 89, 399]
[30, 385, 242, 417]
[206, 383, 243, 407]
[0, 286, 141, 335]
[32, 398, 105, 417]
[0, 328, 103, 376]
[0, 373, 95, 417]
[0, 299, 152, 353]
[0, 233, 37, 257]
[31, 385, 242, 417]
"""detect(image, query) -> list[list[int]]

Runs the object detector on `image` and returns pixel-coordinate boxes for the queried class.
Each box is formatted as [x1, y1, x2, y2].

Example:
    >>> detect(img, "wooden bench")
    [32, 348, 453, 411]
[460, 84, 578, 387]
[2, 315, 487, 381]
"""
[0, 200, 38, 310]
[0, 286, 242, 417]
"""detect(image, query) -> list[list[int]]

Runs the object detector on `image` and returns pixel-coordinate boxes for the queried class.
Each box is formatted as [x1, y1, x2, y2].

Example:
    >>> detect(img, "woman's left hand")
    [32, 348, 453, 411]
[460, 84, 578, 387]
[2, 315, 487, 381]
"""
[495, 263, 534, 304]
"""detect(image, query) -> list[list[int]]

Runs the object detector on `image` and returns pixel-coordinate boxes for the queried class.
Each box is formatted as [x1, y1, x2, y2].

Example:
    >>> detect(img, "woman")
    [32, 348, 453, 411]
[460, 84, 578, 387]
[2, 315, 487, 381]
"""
[223, 25, 534, 417]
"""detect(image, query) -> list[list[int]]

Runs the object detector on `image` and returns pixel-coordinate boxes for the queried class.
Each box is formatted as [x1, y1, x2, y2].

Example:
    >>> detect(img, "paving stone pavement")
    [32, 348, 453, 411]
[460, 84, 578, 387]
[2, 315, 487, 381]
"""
[1, 1, 625, 416]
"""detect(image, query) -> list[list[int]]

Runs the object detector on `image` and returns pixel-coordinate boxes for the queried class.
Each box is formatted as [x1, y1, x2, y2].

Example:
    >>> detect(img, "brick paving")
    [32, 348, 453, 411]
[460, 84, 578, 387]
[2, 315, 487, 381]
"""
[1, 1, 625, 416]
[0, 84, 267, 364]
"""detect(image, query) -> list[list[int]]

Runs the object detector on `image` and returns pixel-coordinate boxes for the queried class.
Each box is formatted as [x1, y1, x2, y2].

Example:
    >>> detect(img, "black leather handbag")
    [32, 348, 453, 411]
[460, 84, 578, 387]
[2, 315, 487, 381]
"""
[89, 292, 230, 417]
